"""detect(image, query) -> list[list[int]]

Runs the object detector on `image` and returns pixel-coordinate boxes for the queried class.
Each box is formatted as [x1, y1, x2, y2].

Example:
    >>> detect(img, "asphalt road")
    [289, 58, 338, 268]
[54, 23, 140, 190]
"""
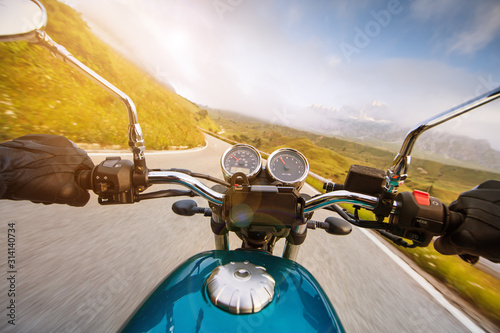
[0, 134, 496, 332]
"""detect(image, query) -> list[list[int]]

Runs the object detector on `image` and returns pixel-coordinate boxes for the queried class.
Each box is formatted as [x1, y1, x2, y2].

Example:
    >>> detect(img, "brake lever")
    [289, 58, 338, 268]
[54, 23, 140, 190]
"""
[376, 230, 417, 248]
[324, 204, 388, 229]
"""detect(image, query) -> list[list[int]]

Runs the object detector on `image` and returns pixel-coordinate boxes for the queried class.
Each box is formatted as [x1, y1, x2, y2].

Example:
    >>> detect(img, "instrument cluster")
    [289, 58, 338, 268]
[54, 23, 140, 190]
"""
[221, 144, 309, 188]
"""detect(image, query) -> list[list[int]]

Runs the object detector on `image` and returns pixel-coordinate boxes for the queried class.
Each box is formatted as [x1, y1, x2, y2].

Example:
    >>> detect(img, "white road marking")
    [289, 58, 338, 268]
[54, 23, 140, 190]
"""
[360, 229, 485, 333]
[88, 141, 208, 156]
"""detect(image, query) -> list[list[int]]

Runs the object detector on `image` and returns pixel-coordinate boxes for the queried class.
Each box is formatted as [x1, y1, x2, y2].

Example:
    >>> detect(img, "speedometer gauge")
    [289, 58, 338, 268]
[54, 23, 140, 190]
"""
[266, 148, 309, 188]
[221, 144, 262, 182]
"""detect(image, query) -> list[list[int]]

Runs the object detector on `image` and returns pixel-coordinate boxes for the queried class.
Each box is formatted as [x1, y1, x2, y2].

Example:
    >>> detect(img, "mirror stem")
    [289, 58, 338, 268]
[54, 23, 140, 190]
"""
[33, 30, 146, 170]
[386, 85, 500, 193]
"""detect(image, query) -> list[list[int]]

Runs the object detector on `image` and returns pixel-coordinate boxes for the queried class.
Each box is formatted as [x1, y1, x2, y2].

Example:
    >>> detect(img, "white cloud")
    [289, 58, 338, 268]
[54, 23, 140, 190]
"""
[447, 2, 500, 55]
[371, 100, 385, 107]
[67, 0, 499, 150]
[410, 0, 500, 55]
[285, 4, 303, 25]
[410, 0, 456, 21]
[308, 103, 339, 112]
[327, 55, 342, 68]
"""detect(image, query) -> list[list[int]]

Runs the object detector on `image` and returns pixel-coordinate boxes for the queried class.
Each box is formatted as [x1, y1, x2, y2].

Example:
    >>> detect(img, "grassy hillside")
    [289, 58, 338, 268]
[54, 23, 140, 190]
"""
[0, 0, 219, 149]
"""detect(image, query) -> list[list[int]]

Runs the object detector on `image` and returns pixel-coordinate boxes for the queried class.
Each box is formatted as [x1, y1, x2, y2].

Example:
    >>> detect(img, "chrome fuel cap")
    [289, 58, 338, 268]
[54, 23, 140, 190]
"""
[206, 261, 275, 314]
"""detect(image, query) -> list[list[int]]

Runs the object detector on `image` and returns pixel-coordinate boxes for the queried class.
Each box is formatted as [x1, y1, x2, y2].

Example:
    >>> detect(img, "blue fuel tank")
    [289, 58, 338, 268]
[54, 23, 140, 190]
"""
[121, 250, 344, 332]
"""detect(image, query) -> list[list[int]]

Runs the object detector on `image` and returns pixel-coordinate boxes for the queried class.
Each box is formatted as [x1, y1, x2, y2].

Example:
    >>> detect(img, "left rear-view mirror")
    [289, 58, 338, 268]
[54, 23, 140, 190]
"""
[0, 0, 47, 42]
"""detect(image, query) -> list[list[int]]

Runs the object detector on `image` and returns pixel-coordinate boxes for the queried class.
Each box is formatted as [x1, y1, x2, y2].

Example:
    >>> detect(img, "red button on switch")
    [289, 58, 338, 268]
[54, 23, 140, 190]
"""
[413, 190, 430, 206]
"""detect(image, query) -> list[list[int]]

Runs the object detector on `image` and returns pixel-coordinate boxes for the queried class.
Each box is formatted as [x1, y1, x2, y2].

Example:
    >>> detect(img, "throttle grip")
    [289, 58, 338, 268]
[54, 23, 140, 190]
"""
[446, 210, 464, 233]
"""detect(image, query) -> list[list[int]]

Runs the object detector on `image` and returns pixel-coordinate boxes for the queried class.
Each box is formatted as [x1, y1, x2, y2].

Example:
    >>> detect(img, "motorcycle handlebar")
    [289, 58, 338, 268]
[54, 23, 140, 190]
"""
[147, 171, 386, 213]
[77, 163, 464, 246]
[76, 165, 384, 210]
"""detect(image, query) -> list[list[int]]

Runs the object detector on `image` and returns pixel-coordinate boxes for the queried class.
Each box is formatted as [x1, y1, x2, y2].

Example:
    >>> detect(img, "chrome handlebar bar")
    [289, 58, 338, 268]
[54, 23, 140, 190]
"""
[385, 85, 500, 193]
[303, 190, 397, 214]
[147, 171, 224, 205]
[146, 170, 396, 214]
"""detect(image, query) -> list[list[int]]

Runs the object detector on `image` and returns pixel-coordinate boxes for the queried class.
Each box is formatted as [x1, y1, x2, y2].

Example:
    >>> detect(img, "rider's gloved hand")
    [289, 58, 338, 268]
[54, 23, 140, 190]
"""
[0, 134, 94, 207]
[434, 180, 500, 263]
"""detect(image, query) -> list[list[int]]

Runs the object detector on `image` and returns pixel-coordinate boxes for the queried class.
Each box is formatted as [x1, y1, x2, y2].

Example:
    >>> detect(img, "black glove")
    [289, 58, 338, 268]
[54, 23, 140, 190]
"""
[434, 180, 500, 263]
[0, 134, 94, 207]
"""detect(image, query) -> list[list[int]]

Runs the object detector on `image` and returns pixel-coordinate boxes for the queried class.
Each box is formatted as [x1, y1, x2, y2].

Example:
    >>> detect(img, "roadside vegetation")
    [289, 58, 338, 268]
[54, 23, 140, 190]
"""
[0, 0, 219, 149]
[208, 108, 500, 325]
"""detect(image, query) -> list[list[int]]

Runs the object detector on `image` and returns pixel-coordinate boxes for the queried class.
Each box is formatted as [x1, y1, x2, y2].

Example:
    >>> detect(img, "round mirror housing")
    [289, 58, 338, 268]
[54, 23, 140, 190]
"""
[0, 0, 47, 42]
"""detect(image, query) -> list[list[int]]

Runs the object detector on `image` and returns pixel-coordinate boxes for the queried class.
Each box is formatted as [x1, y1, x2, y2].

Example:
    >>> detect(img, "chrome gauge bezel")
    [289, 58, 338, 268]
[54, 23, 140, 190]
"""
[221, 144, 262, 182]
[266, 148, 309, 188]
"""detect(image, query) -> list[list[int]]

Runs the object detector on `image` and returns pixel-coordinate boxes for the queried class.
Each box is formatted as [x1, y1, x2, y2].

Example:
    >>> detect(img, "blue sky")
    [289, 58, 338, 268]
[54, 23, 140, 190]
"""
[290, 0, 500, 71]
[66, 0, 500, 149]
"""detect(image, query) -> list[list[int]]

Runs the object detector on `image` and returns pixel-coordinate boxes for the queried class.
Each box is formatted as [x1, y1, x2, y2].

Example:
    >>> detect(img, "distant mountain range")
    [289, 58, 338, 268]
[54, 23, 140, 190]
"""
[278, 103, 500, 172]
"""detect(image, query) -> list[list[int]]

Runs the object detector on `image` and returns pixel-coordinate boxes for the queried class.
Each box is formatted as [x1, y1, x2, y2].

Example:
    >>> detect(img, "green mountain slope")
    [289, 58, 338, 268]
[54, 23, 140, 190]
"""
[0, 0, 218, 149]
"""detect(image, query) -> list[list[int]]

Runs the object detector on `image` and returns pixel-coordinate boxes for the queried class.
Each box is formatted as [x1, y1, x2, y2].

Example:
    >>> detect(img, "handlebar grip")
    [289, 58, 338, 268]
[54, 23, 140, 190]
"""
[446, 209, 464, 233]
[76, 169, 93, 190]
[76, 158, 137, 204]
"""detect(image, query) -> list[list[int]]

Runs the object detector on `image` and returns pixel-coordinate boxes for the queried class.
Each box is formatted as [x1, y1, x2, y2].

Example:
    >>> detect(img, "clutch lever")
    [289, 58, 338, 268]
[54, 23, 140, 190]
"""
[137, 189, 198, 201]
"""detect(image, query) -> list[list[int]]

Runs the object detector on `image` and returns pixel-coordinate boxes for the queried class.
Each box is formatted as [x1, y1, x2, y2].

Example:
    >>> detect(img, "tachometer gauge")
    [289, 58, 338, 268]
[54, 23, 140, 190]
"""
[266, 148, 309, 188]
[221, 144, 262, 182]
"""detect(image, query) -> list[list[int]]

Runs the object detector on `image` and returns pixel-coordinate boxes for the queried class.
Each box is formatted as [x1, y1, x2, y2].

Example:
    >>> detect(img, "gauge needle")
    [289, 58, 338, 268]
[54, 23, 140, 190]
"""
[232, 155, 239, 161]
[279, 156, 286, 165]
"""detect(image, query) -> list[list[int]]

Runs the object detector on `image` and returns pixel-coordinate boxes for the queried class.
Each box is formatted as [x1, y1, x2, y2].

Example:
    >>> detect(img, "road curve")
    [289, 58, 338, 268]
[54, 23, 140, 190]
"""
[0, 134, 495, 332]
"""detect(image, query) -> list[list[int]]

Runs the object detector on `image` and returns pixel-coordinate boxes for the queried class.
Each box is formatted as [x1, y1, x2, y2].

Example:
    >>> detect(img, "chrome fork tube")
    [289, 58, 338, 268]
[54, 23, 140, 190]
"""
[282, 224, 307, 261]
[214, 234, 229, 251]
[282, 243, 301, 261]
